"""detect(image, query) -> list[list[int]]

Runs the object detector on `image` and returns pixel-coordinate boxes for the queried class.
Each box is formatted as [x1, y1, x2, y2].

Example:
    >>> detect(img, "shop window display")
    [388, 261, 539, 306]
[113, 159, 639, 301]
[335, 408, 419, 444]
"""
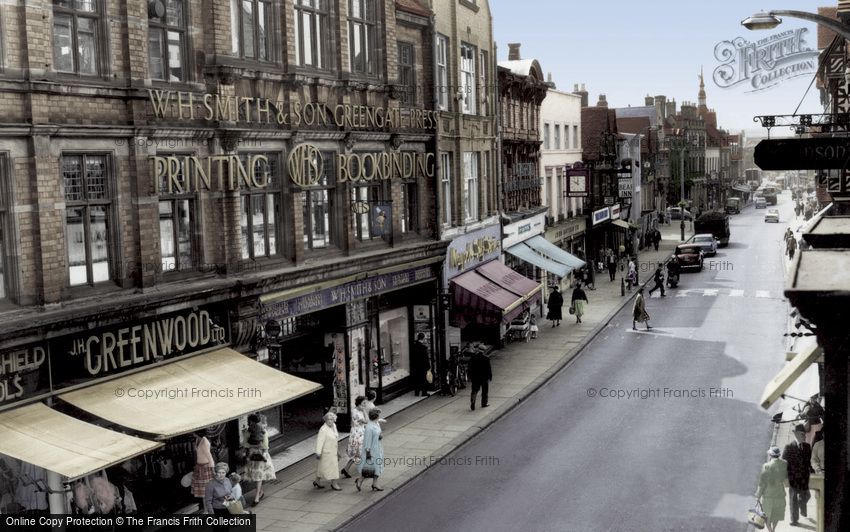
[377, 308, 410, 388]
[0, 455, 48, 514]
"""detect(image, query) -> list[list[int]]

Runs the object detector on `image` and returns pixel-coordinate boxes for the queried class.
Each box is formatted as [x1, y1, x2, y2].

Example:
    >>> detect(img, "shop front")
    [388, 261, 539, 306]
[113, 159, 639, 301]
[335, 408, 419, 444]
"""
[258, 258, 441, 436]
[445, 224, 542, 347]
[587, 204, 632, 272]
[0, 305, 320, 515]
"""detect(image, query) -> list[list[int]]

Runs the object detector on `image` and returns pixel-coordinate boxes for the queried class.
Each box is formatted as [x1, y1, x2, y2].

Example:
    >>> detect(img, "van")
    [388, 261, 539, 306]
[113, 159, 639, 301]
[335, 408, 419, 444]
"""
[725, 198, 741, 214]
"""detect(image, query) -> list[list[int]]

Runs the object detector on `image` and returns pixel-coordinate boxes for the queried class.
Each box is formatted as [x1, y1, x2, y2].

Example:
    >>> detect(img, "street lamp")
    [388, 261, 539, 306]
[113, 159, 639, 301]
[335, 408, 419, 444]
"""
[742, 10, 850, 40]
[670, 133, 688, 241]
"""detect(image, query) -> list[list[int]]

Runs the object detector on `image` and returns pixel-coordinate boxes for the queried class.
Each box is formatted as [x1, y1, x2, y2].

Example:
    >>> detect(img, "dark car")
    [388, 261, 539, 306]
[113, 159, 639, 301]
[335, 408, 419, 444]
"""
[673, 244, 704, 271]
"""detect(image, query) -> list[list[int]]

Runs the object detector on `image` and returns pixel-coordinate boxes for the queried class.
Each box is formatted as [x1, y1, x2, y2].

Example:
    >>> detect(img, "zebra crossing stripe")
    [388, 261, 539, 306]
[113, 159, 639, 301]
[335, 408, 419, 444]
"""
[702, 289, 719, 296]
[755, 290, 771, 298]
[729, 289, 744, 297]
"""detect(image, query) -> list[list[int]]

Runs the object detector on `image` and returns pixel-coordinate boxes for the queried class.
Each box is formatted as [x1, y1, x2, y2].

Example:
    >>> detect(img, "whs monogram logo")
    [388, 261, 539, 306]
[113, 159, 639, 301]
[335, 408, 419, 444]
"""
[288, 144, 323, 187]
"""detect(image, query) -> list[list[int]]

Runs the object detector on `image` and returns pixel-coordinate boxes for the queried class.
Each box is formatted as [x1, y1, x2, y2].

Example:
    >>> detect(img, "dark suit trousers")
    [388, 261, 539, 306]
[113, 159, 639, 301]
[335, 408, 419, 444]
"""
[471, 380, 488, 406]
[789, 486, 810, 522]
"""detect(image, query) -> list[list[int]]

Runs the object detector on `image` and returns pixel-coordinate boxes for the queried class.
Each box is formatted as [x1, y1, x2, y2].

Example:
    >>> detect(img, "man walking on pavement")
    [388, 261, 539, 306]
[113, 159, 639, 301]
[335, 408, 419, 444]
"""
[783, 424, 812, 526]
[468, 348, 491, 411]
[410, 333, 431, 397]
[647, 263, 665, 297]
[606, 249, 617, 281]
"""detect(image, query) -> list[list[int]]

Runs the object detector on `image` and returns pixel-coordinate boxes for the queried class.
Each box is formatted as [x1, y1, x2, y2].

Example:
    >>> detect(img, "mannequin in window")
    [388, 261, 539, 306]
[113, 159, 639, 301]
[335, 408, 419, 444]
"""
[191, 430, 215, 511]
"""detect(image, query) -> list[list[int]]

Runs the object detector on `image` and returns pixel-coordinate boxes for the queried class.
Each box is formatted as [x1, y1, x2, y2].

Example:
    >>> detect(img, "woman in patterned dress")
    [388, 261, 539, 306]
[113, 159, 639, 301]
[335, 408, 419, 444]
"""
[191, 431, 215, 510]
[242, 414, 276, 505]
[341, 396, 367, 478]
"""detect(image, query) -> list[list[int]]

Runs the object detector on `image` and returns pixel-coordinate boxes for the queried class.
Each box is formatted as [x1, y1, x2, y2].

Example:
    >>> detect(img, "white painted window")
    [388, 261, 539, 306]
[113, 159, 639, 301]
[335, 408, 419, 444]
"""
[462, 152, 478, 221]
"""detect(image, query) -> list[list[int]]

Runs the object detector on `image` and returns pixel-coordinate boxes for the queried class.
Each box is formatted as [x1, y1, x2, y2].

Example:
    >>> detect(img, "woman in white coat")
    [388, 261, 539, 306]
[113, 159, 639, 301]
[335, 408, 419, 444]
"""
[313, 412, 342, 491]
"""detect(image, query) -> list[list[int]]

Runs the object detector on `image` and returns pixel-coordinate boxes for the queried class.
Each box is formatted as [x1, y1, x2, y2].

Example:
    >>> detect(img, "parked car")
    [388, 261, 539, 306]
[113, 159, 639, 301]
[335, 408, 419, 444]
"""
[666, 207, 693, 221]
[673, 244, 704, 271]
[755, 197, 767, 209]
[764, 209, 780, 223]
[690, 233, 718, 256]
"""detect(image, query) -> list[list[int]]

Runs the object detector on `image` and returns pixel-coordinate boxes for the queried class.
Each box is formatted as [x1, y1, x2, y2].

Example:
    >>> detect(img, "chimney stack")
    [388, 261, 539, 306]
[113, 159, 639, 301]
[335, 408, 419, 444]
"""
[597, 94, 608, 108]
[645, 95, 654, 106]
[508, 43, 521, 61]
[545, 72, 556, 89]
[572, 83, 589, 107]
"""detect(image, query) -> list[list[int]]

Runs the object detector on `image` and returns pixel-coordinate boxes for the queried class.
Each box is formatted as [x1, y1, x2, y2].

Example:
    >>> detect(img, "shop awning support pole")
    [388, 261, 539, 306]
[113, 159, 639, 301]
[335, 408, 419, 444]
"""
[48, 471, 67, 514]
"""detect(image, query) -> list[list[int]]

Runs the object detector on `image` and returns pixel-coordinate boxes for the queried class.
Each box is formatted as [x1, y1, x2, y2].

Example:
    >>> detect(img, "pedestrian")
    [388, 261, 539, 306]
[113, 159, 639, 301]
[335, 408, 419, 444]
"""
[647, 263, 666, 297]
[606, 249, 617, 281]
[341, 396, 367, 478]
[362, 390, 387, 425]
[546, 286, 564, 327]
[632, 288, 651, 330]
[203, 462, 233, 516]
[529, 314, 539, 339]
[313, 412, 342, 491]
[652, 229, 661, 251]
[755, 446, 788, 532]
[570, 283, 588, 324]
[191, 431, 215, 511]
[811, 426, 824, 475]
[242, 414, 275, 504]
[783, 424, 812, 526]
[410, 332, 431, 397]
[467, 346, 492, 411]
[354, 409, 384, 492]
[228, 472, 249, 512]
[786, 235, 797, 260]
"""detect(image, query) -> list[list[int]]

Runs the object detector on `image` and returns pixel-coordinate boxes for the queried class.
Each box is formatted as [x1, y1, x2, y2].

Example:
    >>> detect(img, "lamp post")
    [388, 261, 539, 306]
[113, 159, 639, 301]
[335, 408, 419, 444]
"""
[670, 133, 688, 241]
[742, 10, 850, 39]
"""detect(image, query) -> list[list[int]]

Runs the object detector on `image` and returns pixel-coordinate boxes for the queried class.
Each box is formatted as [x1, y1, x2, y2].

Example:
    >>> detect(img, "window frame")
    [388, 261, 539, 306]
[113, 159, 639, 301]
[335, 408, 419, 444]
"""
[294, 0, 329, 69]
[479, 49, 488, 116]
[148, 0, 188, 81]
[61, 152, 114, 288]
[231, 0, 275, 62]
[349, 0, 379, 76]
[302, 151, 337, 250]
[157, 153, 199, 274]
[440, 152, 452, 227]
[543, 123, 550, 150]
[462, 151, 478, 222]
[397, 41, 415, 106]
[0, 154, 13, 302]
[239, 153, 281, 260]
[52, 0, 103, 76]
[349, 154, 387, 242]
[435, 34, 449, 111]
[554, 124, 561, 150]
[460, 42, 476, 115]
[400, 175, 418, 234]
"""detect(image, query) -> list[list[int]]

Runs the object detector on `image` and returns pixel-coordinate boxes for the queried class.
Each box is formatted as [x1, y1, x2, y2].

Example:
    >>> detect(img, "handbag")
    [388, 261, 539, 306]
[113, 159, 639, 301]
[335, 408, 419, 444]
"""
[747, 500, 766, 529]
[425, 369, 433, 384]
[568, 305, 576, 315]
[224, 499, 245, 515]
[249, 451, 266, 462]
[360, 465, 376, 478]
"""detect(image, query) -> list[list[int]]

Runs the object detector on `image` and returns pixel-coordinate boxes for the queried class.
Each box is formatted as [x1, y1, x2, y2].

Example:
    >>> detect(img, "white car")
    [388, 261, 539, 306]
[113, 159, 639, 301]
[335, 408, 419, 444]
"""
[690, 233, 718, 256]
[764, 209, 779, 223]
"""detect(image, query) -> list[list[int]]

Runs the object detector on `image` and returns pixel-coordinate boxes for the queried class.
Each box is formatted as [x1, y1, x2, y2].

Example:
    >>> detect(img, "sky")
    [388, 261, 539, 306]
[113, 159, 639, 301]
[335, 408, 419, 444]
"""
[490, 0, 829, 137]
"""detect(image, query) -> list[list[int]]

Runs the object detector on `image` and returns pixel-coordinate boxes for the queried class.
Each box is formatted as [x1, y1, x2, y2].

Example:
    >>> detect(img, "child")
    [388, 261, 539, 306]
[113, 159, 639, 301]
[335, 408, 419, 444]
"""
[228, 473, 250, 514]
[529, 314, 538, 339]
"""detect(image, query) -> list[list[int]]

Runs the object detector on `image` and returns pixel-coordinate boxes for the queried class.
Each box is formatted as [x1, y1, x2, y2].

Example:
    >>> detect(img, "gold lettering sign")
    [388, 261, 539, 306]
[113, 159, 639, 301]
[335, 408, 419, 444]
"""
[148, 90, 438, 131]
[288, 144, 324, 187]
[449, 236, 499, 270]
[152, 155, 269, 193]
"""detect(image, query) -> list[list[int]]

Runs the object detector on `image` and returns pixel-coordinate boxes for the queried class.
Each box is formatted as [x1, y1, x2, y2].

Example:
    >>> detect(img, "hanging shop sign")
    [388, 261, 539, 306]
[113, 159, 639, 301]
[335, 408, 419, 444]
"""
[609, 204, 621, 219]
[754, 138, 850, 171]
[618, 178, 633, 198]
[592, 207, 610, 226]
[50, 307, 228, 390]
[0, 344, 50, 409]
[147, 90, 438, 130]
[445, 224, 502, 280]
[370, 203, 393, 242]
[261, 265, 437, 321]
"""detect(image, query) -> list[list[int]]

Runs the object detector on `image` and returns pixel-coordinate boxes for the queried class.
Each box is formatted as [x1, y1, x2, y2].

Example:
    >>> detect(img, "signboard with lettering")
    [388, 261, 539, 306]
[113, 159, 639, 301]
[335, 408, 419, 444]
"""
[609, 204, 621, 219]
[754, 138, 850, 171]
[50, 307, 229, 390]
[503, 213, 546, 249]
[445, 224, 502, 281]
[618, 178, 633, 198]
[0, 344, 50, 409]
[261, 265, 437, 321]
[592, 207, 610, 226]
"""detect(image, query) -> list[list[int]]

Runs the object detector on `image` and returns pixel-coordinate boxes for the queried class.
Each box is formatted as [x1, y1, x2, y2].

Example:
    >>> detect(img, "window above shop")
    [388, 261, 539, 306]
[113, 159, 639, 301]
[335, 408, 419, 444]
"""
[294, 0, 330, 69]
[148, 0, 187, 81]
[53, 0, 103, 75]
[231, 0, 275, 62]
[349, 0, 378, 76]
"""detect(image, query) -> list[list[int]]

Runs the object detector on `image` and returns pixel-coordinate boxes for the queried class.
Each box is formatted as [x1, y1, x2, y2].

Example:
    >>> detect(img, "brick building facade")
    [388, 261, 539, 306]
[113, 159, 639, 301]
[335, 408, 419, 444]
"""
[0, 0, 443, 514]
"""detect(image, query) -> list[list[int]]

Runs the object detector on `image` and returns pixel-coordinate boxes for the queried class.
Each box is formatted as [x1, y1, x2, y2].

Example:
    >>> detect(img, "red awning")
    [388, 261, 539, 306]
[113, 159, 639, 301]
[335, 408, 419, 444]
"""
[451, 260, 542, 326]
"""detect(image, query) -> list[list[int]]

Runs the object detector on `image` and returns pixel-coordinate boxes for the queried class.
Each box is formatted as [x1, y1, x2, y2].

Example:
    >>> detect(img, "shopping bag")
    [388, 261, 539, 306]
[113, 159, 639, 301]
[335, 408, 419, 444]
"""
[747, 500, 766, 529]
[425, 370, 433, 384]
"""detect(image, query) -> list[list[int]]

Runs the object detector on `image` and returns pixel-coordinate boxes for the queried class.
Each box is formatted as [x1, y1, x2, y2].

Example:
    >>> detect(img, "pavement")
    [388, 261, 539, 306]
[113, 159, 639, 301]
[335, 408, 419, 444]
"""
[246, 222, 688, 531]
[757, 207, 821, 532]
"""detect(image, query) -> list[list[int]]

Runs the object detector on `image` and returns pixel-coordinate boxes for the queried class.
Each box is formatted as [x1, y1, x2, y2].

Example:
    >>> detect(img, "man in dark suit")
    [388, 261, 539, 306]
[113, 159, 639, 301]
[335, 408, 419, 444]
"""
[783, 424, 813, 525]
[410, 333, 431, 397]
[468, 349, 492, 411]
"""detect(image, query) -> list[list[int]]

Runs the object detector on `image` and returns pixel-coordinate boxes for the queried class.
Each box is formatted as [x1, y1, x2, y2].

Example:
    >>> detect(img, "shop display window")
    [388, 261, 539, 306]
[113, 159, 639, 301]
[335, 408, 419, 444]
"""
[0, 455, 48, 513]
[378, 307, 410, 388]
